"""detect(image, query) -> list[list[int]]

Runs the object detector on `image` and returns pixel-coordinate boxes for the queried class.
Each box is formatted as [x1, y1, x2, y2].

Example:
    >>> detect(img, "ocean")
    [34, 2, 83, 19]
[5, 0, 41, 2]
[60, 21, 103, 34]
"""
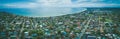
[0, 7, 87, 17]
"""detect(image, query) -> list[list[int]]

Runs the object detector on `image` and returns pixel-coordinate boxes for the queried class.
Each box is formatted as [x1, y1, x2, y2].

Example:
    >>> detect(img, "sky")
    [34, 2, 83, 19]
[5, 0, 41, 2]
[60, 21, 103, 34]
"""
[0, 0, 120, 8]
[0, 0, 120, 17]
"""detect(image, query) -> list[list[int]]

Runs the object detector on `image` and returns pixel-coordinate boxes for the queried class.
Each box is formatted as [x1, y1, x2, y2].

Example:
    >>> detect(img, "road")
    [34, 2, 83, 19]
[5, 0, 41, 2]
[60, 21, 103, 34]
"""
[79, 15, 92, 39]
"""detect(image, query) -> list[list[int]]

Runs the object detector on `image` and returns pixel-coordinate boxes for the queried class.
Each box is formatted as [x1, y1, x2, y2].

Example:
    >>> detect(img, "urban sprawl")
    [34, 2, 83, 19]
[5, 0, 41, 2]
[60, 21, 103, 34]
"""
[0, 8, 120, 39]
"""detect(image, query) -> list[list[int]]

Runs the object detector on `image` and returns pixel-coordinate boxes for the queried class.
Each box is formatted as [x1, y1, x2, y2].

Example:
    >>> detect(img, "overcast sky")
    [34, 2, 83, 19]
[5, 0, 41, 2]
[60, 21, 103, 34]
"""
[0, 0, 120, 8]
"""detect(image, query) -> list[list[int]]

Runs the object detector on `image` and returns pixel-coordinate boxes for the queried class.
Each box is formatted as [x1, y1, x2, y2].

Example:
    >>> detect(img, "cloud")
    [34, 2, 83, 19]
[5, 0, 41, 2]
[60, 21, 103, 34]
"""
[36, 0, 72, 4]
[1, 0, 73, 8]
[91, 0, 104, 2]
[2, 2, 38, 8]
[1, 0, 120, 8]
[76, 3, 120, 7]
